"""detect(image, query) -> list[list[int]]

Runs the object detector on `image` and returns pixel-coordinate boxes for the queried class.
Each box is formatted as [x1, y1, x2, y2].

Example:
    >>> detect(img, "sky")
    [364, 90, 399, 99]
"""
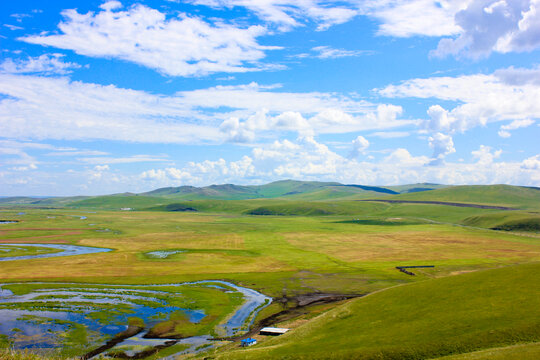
[1, 0, 540, 196]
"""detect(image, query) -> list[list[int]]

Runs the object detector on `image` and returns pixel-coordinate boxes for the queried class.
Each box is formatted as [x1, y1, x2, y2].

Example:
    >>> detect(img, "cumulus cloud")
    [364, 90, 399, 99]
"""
[433, 0, 540, 58]
[21, 2, 279, 77]
[137, 136, 539, 190]
[0, 54, 81, 75]
[348, 135, 369, 158]
[383, 148, 429, 167]
[378, 68, 540, 133]
[219, 117, 256, 143]
[189, 0, 358, 31]
[472, 145, 502, 165]
[141, 168, 193, 183]
[428, 132, 456, 165]
[521, 154, 540, 170]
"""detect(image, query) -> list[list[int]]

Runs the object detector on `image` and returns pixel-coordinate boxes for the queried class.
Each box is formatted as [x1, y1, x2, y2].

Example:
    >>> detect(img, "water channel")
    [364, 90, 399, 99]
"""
[0, 280, 272, 358]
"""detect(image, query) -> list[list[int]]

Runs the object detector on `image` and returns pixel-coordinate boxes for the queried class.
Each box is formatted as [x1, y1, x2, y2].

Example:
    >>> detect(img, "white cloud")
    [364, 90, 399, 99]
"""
[494, 65, 540, 86]
[498, 130, 511, 138]
[141, 168, 193, 183]
[78, 155, 170, 165]
[21, 3, 279, 77]
[378, 68, 540, 133]
[100, 1, 122, 11]
[0, 74, 221, 143]
[189, 0, 358, 31]
[219, 117, 256, 143]
[4, 24, 24, 31]
[498, 118, 535, 137]
[433, 0, 540, 58]
[471, 145, 502, 165]
[349, 135, 369, 158]
[521, 154, 540, 170]
[10, 164, 38, 172]
[0, 54, 81, 75]
[383, 148, 429, 167]
[137, 136, 539, 189]
[0, 73, 412, 145]
[428, 132, 456, 164]
[94, 165, 110, 172]
[369, 131, 410, 138]
[359, 0, 471, 37]
[311, 46, 371, 59]
[274, 111, 313, 136]
[45, 150, 110, 157]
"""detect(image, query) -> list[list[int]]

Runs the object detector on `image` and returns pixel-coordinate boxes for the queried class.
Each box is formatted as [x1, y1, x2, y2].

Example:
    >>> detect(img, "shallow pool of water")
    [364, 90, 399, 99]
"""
[146, 250, 185, 259]
[0, 280, 271, 358]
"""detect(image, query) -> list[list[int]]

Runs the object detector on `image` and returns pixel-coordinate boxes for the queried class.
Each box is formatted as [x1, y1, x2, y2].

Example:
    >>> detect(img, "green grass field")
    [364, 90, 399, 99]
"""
[1, 183, 539, 359]
[202, 262, 540, 359]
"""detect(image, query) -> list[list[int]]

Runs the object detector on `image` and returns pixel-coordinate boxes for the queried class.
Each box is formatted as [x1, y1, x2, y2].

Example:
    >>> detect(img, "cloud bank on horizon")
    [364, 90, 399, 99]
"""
[0, 0, 539, 195]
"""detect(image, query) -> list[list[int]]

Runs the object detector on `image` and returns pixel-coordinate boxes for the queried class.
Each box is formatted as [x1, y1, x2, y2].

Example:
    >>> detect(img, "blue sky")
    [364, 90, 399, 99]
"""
[1, 0, 539, 196]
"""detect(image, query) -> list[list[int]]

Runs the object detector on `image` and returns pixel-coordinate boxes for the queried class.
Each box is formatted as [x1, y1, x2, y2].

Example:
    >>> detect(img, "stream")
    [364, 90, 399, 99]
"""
[0, 280, 272, 358]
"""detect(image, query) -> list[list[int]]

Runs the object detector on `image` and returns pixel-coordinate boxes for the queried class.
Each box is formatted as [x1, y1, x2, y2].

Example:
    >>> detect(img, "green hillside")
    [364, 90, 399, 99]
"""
[463, 212, 540, 233]
[67, 194, 168, 210]
[386, 183, 449, 193]
[208, 262, 540, 360]
[388, 185, 540, 210]
[434, 342, 540, 360]
[141, 180, 403, 201]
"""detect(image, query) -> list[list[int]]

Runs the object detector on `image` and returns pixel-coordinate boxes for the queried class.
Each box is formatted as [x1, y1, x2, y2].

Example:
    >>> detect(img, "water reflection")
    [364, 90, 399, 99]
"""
[0, 244, 111, 261]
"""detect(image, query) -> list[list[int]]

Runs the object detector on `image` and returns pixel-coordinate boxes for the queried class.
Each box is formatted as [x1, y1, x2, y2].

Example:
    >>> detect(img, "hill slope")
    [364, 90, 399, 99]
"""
[387, 185, 540, 210]
[209, 262, 540, 360]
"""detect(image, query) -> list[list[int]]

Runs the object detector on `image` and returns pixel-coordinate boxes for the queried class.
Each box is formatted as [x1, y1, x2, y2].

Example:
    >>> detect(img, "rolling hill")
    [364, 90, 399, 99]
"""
[206, 262, 540, 360]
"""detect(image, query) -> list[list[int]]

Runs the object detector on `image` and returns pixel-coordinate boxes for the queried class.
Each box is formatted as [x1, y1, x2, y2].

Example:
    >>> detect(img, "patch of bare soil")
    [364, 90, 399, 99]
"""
[223, 292, 361, 341]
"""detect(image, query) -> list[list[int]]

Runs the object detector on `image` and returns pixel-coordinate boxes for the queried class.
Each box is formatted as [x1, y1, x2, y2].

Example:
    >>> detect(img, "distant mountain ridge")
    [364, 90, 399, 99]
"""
[3, 181, 540, 212]
[141, 180, 434, 200]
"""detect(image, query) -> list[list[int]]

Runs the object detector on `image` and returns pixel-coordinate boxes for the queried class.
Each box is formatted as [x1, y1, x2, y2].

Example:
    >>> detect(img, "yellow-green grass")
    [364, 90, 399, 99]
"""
[1, 204, 540, 359]
[432, 341, 540, 360]
[0, 348, 74, 360]
[1, 209, 539, 298]
[0, 245, 63, 258]
[205, 262, 540, 360]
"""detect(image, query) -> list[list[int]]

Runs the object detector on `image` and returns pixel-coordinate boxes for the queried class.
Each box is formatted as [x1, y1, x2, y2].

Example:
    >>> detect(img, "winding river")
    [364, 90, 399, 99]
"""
[0, 280, 272, 358]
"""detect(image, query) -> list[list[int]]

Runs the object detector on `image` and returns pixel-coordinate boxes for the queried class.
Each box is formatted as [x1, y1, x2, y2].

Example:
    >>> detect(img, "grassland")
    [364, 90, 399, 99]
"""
[1, 183, 539, 359]
[202, 262, 540, 360]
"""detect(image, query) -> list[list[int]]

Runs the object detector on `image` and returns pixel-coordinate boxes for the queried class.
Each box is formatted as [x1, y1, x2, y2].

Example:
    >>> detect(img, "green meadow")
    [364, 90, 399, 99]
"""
[0, 182, 539, 359]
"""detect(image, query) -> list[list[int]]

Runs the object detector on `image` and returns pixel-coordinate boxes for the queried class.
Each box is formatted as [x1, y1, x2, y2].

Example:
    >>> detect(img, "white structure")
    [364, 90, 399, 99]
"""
[259, 327, 289, 336]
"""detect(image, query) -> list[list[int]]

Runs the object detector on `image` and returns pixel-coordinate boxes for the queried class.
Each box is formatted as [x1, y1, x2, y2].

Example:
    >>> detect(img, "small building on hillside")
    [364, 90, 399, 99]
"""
[241, 338, 257, 347]
[259, 327, 289, 336]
